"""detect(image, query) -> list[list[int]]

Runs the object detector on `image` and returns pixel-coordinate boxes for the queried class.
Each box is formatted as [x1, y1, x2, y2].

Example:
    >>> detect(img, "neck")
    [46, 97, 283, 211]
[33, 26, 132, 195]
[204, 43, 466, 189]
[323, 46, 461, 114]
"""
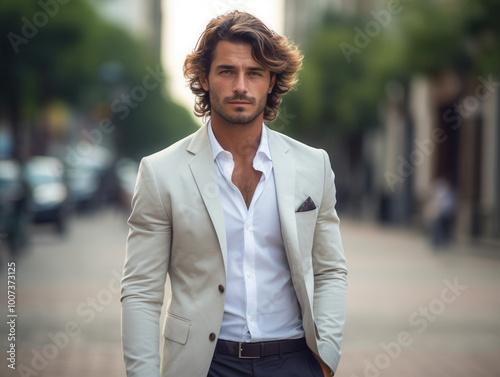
[210, 113, 263, 162]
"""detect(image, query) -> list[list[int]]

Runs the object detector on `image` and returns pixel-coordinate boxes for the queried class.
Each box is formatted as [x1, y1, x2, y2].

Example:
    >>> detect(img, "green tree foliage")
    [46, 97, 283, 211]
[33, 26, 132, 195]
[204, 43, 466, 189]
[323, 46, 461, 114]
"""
[0, 0, 197, 160]
[462, 0, 500, 76]
[278, 0, 499, 140]
[398, 1, 469, 75]
[280, 12, 405, 140]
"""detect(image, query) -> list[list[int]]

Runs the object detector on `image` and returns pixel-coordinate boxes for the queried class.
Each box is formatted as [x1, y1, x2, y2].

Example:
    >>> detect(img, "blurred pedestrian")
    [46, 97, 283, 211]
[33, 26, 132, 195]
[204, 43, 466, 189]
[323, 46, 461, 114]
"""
[121, 11, 347, 377]
[424, 176, 456, 250]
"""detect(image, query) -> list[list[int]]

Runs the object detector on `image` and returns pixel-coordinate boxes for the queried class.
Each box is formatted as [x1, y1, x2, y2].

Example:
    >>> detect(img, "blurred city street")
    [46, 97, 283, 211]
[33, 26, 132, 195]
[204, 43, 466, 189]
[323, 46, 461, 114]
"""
[1, 208, 499, 377]
[338, 218, 500, 377]
[1, 1, 499, 376]
[1, 209, 128, 377]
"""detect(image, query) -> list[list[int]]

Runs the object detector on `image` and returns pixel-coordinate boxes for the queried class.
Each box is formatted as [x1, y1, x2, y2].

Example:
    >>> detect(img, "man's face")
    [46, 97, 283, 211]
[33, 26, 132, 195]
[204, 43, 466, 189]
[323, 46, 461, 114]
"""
[201, 40, 276, 125]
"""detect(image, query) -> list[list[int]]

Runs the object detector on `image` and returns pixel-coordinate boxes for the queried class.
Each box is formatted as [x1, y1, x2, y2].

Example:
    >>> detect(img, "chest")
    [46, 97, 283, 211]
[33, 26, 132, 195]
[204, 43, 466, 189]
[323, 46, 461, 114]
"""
[231, 162, 262, 208]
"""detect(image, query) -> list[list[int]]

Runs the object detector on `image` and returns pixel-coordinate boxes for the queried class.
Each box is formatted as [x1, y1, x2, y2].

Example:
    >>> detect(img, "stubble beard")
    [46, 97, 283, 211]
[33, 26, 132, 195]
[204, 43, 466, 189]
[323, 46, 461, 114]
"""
[209, 89, 267, 126]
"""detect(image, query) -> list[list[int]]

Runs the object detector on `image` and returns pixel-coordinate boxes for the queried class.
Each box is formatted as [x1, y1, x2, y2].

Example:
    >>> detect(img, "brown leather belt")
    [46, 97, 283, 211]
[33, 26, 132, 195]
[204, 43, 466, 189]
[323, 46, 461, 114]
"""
[215, 338, 307, 359]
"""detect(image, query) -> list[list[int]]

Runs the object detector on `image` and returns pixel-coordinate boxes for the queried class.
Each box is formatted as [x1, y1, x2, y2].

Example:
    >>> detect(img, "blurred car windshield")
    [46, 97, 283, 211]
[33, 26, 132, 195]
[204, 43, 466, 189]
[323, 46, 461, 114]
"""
[24, 157, 63, 186]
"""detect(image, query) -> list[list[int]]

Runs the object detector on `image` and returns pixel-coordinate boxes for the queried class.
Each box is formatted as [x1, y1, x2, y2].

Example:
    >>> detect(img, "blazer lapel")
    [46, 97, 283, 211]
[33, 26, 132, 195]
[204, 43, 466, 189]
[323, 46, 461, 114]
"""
[187, 125, 228, 274]
[268, 127, 314, 324]
[267, 128, 303, 279]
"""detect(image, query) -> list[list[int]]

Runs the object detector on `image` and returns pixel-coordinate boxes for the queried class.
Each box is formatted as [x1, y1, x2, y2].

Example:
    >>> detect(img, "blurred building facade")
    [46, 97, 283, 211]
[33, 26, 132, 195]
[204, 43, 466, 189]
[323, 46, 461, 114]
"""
[283, 0, 500, 245]
[381, 74, 500, 244]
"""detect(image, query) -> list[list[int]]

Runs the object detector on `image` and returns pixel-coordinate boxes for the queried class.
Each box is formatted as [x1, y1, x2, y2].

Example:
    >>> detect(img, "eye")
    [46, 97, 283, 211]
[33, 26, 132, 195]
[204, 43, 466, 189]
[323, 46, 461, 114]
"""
[220, 70, 233, 75]
[249, 71, 262, 77]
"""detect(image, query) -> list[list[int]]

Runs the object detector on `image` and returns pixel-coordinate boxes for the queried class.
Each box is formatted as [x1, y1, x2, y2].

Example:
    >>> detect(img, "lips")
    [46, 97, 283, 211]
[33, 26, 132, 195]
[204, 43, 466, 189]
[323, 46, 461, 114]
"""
[228, 101, 251, 105]
[226, 95, 254, 106]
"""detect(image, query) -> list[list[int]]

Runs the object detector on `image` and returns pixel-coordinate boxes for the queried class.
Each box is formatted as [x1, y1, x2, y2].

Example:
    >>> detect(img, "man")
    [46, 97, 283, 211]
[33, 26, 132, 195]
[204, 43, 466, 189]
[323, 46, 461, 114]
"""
[121, 11, 347, 377]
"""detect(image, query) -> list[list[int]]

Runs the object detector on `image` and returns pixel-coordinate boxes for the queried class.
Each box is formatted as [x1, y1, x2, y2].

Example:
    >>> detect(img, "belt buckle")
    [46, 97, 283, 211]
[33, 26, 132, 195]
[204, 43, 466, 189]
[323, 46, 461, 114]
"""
[238, 342, 260, 359]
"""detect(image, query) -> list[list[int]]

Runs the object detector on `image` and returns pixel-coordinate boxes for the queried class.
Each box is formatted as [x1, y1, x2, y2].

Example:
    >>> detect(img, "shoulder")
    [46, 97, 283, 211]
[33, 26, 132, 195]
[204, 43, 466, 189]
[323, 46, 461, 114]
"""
[142, 127, 203, 168]
[267, 127, 328, 163]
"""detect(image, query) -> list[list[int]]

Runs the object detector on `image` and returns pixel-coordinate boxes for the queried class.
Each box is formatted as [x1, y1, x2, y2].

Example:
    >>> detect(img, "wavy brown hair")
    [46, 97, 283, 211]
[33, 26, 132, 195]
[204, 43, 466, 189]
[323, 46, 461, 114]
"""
[183, 11, 303, 123]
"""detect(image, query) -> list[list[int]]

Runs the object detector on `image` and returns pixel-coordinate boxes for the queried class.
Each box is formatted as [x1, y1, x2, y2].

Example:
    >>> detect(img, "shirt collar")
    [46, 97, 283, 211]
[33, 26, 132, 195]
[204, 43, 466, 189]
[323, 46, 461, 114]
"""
[207, 120, 272, 163]
[207, 121, 226, 161]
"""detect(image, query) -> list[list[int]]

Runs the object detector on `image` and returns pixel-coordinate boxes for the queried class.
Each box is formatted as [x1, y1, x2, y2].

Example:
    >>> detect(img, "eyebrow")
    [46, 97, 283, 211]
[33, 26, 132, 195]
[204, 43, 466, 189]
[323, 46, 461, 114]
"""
[216, 64, 266, 72]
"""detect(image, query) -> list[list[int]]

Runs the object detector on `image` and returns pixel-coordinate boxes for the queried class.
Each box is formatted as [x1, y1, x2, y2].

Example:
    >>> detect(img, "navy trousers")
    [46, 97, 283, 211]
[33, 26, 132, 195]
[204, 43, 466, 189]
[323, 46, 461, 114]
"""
[207, 347, 324, 377]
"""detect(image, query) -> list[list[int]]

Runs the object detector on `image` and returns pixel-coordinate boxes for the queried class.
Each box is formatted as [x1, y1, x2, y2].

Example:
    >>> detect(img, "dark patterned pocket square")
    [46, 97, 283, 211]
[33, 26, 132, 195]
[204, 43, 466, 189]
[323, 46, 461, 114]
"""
[297, 196, 316, 212]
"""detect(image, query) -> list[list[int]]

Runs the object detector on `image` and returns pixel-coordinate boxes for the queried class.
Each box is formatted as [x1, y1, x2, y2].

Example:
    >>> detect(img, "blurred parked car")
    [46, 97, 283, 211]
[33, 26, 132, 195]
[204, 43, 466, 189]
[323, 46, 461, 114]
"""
[66, 166, 100, 210]
[0, 159, 28, 254]
[65, 145, 115, 210]
[23, 156, 68, 234]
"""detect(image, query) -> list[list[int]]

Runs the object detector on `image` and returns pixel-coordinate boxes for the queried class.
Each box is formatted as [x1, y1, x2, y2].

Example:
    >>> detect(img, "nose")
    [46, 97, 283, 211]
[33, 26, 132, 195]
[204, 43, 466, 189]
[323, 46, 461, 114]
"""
[233, 72, 247, 94]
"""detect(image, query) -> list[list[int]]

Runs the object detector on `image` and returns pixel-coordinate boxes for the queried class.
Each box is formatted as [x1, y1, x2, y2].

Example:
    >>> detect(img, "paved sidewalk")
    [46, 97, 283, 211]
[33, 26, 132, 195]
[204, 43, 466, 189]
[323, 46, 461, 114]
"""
[1, 210, 499, 376]
[336, 218, 500, 377]
[1, 209, 128, 377]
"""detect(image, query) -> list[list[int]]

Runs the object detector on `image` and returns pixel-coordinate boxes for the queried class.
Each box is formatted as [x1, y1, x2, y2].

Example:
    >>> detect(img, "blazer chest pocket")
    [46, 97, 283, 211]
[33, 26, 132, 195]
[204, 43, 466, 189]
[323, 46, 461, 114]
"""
[295, 208, 318, 240]
[295, 207, 318, 223]
[163, 312, 191, 345]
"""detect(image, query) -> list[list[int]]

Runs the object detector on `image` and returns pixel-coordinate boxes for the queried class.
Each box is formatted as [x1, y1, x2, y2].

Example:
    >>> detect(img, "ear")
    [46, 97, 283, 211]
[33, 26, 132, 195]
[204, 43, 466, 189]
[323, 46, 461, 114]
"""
[268, 73, 276, 94]
[200, 72, 209, 92]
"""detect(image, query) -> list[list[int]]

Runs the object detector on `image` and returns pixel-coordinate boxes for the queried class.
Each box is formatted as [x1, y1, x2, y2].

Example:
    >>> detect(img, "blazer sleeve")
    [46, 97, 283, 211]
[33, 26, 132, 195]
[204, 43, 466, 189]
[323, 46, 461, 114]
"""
[121, 157, 171, 377]
[312, 150, 348, 375]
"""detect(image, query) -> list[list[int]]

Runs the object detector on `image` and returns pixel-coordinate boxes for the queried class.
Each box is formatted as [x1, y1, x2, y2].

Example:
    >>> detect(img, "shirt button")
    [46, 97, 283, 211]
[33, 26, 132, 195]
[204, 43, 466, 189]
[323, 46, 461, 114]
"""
[249, 316, 253, 322]
[209, 333, 216, 342]
[245, 224, 250, 230]
[218, 284, 225, 293]
[247, 273, 252, 278]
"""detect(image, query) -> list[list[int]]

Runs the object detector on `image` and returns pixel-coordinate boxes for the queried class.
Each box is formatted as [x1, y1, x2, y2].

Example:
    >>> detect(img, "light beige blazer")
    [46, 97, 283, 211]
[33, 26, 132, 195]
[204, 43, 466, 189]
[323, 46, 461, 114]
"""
[121, 124, 347, 377]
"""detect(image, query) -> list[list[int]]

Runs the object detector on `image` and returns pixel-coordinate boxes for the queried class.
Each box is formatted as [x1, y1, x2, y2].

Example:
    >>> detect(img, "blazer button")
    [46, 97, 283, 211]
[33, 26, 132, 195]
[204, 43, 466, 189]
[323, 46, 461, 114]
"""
[209, 333, 216, 342]
[218, 284, 225, 293]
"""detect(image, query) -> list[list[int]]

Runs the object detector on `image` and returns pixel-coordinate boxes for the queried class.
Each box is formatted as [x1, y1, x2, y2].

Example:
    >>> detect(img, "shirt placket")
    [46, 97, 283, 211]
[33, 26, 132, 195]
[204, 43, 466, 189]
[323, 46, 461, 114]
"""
[243, 202, 260, 339]
[218, 154, 254, 339]
[217, 150, 268, 341]
[244, 171, 268, 340]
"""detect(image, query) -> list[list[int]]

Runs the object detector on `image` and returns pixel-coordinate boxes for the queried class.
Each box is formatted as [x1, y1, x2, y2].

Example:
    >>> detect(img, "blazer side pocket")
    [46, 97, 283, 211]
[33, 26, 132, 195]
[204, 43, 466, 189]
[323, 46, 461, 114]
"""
[163, 312, 191, 345]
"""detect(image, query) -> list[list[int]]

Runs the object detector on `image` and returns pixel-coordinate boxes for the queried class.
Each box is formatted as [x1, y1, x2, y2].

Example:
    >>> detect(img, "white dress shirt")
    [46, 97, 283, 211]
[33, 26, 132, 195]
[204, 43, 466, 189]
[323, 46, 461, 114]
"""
[208, 122, 304, 342]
